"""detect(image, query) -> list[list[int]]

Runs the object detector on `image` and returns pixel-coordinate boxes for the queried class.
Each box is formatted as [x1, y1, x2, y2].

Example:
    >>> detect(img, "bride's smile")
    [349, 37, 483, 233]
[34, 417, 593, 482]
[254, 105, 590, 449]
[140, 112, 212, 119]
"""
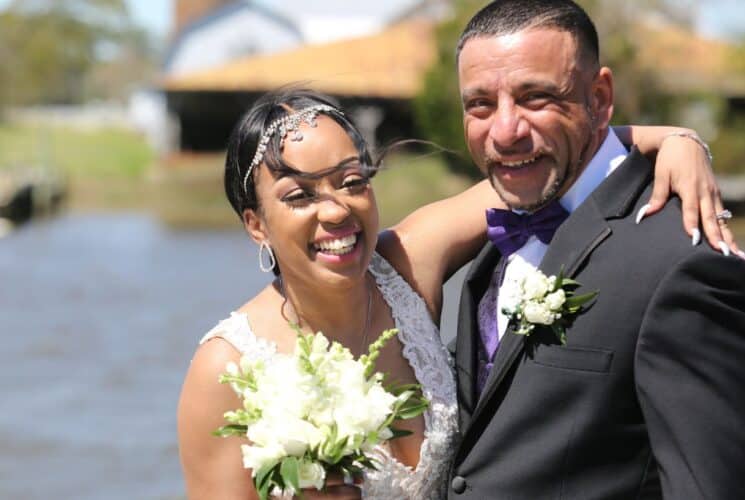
[311, 231, 362, 259]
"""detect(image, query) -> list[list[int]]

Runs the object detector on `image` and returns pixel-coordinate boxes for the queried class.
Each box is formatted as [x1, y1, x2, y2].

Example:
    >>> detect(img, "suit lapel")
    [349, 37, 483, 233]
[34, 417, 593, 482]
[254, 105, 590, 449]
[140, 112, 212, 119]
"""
[539, 196, 611, 279]
[465, 147, 652, 434]
[456, 242, 502, 431]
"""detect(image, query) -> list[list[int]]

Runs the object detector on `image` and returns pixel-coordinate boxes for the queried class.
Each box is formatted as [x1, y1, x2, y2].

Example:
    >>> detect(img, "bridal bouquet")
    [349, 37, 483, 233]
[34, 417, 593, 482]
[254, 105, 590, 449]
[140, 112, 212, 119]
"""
[214, 328, 428, 499]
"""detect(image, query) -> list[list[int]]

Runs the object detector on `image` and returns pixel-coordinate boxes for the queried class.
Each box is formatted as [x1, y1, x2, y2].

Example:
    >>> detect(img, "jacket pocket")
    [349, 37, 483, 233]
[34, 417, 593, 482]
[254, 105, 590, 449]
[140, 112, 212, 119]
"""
[531, 344, 613, 373]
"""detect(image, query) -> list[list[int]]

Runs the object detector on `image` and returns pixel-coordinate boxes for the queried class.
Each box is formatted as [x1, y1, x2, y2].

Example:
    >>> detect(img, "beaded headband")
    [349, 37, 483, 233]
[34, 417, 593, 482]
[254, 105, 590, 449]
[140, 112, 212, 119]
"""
[242, 104, 337, 193]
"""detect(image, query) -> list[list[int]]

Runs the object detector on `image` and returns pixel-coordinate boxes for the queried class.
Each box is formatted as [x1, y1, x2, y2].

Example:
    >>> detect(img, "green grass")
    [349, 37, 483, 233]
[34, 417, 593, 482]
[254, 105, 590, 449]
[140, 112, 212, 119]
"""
[711, 122, 745, 176]
[0, 122, 153, 177]
[0, 121, 478, 228]
[372, 152, 475, 228]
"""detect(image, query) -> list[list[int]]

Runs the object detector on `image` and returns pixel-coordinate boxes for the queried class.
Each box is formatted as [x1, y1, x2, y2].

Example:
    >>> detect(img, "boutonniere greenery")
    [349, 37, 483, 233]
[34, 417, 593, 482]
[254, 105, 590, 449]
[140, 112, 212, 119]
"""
[500, 266, 597, 345]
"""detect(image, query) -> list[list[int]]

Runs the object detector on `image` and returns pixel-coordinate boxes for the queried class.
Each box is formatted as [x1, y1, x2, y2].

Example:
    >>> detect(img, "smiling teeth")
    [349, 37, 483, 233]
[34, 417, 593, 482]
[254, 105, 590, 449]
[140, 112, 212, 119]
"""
[315, 234, 357, 255]
[502, 156, 538, 167]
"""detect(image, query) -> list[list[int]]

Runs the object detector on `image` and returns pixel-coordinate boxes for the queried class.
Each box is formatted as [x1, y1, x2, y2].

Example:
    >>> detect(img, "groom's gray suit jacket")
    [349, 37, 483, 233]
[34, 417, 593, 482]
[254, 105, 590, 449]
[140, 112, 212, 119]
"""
[449, 148, 745, 499]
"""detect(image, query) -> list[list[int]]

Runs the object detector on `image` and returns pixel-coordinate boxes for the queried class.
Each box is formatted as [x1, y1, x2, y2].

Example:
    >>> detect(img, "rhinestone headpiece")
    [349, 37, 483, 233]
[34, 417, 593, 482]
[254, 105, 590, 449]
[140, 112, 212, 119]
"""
[243, 104, 337, 193]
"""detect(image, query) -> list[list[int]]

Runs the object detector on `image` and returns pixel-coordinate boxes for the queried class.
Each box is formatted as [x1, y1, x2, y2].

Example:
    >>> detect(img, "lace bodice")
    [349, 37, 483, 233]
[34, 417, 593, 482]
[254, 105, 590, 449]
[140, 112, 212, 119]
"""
[200, 252, 459, 499]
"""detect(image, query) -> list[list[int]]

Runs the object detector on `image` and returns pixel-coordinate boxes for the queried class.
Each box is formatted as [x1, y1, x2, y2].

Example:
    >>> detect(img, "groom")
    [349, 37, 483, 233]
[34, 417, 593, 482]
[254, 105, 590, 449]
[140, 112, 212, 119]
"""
[449, 1, 745, 498]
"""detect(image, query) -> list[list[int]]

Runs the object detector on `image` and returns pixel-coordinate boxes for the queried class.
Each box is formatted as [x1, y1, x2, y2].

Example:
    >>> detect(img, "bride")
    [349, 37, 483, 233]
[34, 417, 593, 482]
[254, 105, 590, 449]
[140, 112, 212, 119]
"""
[177, 89, 733, 499]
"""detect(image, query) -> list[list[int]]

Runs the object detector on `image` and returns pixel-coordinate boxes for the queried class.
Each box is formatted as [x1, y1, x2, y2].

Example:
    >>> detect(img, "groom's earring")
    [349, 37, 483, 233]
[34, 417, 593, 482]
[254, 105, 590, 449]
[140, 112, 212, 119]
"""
[258, 241, 276, 273]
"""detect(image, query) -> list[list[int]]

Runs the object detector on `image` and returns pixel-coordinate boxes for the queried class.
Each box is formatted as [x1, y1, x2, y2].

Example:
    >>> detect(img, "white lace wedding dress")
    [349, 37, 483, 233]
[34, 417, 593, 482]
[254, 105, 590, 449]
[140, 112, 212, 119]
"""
[200, 252, 459, 499]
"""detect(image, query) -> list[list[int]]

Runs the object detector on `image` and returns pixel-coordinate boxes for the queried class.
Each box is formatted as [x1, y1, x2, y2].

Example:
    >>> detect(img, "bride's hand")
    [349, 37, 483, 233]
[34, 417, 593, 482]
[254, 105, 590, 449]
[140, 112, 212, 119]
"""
[645, 134, 740, 256]
[294, 474, 362, 500]
[617, 125, 741, 257]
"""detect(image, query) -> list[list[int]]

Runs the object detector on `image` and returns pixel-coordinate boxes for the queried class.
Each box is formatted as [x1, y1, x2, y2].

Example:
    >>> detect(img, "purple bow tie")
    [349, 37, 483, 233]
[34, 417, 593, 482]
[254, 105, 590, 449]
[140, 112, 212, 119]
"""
[486, 200, 569, 257]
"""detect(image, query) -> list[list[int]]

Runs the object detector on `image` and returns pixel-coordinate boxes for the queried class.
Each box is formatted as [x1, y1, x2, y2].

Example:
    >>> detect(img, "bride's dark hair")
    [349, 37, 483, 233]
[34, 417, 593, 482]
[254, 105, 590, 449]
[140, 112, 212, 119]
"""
[224, 88, 375, 218]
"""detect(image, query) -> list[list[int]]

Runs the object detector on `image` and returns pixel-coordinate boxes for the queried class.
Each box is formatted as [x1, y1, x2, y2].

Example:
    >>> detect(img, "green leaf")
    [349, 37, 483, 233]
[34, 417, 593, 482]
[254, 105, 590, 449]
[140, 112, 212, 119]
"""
[324, 435, 349, 464]
[564, 291, 598, 308]
[554, 268, 566, 290]
[396, 400, 429, 420]
[389, 427, 414, 439]
[280, 457, 300, 497]
[386, 383, 422, 395]
[211, 424, 247, 437]
[255, 464, 279, 500]
[550, 324, 567, 345]
[255, 464, 276, 488]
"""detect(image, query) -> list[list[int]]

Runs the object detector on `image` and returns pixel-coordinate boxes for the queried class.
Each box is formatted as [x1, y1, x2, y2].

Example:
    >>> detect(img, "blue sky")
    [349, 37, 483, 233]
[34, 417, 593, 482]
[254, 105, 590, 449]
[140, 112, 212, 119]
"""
[0, 1, 743, 41]
[122, 0, 172, 38]
[697, 0, 745, 40]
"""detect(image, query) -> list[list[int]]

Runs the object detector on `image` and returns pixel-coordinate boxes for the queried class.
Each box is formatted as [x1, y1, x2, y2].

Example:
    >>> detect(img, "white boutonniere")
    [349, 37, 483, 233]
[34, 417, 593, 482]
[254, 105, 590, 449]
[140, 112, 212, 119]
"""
[500, 266, 597, 345]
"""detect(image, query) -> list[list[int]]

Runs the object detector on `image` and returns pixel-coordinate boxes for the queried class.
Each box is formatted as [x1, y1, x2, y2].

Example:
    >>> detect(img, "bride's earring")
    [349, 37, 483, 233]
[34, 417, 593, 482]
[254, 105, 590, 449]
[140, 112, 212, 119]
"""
[258, 241, 276, 273]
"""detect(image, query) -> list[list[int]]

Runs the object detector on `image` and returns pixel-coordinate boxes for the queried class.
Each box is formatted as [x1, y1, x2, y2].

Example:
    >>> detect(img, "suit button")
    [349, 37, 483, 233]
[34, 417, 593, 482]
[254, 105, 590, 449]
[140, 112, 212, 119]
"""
[451, 475, 467, 494]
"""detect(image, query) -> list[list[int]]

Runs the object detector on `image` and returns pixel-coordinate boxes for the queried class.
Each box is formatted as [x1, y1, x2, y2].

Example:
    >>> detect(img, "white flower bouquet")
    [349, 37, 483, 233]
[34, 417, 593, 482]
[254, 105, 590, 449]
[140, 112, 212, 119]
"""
[501, 266, 597, 344]
[214, 328, 428, 499]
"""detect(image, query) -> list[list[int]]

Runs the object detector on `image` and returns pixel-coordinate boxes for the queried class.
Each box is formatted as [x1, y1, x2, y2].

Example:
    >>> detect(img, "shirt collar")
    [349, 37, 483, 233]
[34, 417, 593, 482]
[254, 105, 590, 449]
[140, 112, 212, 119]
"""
[560, 128, 628, 214]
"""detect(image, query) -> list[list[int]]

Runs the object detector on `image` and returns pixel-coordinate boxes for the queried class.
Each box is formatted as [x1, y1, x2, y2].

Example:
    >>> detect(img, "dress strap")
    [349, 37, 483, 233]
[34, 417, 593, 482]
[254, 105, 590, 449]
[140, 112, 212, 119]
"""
[200, 311, 277, 361]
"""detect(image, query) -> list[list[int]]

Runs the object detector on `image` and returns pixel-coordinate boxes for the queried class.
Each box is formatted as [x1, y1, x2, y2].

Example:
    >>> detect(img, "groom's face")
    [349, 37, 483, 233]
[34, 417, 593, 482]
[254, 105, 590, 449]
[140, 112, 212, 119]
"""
[459, 28, 612, 211]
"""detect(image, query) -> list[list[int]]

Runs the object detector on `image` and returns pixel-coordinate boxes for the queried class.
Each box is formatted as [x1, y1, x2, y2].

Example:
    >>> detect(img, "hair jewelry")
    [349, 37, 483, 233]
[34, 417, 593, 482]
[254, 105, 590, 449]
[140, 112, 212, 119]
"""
[243, 104, 337, 193]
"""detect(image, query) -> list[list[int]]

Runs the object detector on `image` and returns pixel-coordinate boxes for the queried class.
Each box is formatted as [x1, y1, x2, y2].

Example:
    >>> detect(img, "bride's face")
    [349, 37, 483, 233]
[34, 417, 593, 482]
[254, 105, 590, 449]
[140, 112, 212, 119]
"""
[249, 116, 379, 287]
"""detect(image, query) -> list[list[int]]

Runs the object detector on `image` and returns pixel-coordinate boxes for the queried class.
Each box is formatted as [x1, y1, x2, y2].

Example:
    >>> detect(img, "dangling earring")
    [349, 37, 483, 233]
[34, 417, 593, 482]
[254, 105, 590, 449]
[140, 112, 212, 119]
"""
[258, 241, 276, 273]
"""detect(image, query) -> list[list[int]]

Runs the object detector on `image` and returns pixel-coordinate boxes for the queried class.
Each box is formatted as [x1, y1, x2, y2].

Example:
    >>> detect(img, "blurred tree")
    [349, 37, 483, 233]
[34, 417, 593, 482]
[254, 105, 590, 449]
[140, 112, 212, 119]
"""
[709, 40, 745, 175]
[0, 0, 154, 113]
[413, 0, 698, 177]
[413, 0, 483, 178]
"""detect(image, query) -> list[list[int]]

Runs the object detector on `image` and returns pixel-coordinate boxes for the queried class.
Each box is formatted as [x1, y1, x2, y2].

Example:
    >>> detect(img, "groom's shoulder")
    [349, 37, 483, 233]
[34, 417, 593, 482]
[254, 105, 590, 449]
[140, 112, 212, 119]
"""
[611, 183, 719, 264]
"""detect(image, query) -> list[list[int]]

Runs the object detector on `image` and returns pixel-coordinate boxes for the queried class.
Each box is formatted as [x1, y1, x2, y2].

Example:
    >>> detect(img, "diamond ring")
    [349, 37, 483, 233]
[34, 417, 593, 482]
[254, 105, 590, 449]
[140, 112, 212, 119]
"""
[716, 209, 733, 221]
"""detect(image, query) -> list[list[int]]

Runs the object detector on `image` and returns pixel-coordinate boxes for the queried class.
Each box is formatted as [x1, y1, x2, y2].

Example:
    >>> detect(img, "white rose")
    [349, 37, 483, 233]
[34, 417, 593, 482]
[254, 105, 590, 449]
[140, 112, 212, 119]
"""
[334, 380, 396, 440]
[241, 442, 284, 473]
[246, 417, 321, 458]
[255, 357, 315, 418]
[546, 275, 557, 290]
[523, 271, 550, 300]
[523, 301, 555, 325]
[544, 289, 566, 312]
[298, 460, 326, 490]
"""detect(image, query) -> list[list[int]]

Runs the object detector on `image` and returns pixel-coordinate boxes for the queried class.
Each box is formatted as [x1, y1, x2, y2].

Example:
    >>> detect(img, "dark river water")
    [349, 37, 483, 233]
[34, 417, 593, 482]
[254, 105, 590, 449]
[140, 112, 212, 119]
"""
[0, 212, 272, 500]
[1, 211, 741, 499]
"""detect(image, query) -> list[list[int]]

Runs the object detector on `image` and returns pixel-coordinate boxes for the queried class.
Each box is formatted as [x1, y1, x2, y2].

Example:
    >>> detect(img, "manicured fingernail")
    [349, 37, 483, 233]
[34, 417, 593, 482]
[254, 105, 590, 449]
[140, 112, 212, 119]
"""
[635, 204, 651, 224]
[691, 228, 701, 246]
[718, 241, 731, 257]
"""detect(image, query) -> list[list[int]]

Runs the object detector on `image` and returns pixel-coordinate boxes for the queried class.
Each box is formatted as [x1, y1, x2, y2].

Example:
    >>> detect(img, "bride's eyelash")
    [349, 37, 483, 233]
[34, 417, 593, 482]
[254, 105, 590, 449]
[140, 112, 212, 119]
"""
[342, 177, 370, 189]
[279, 171, 369, 209]
[281, 190, 316, 207]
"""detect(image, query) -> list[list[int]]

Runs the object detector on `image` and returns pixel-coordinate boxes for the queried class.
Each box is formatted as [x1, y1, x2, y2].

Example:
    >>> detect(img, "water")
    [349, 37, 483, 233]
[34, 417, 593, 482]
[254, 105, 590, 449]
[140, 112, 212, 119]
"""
[0, 213, 271, 500]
